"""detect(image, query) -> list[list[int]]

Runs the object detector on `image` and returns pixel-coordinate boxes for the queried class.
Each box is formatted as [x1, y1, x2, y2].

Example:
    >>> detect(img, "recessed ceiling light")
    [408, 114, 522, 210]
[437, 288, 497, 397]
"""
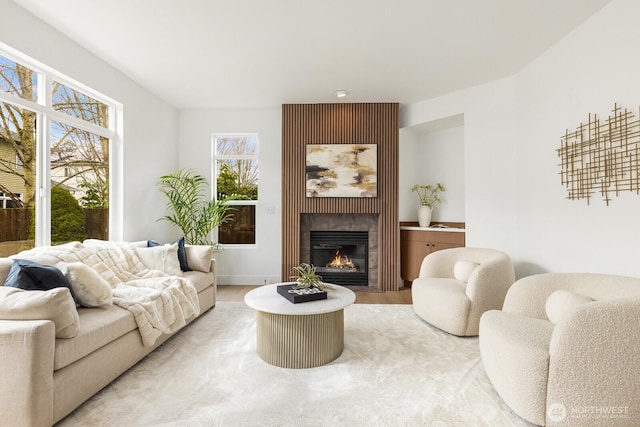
[335, 90, 348, 98]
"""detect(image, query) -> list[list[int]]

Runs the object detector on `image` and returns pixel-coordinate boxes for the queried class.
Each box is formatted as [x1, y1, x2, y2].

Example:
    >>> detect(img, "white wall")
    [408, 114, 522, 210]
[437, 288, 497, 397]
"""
[398, 128, 418, 221]
[1, 0, 179, 242]
[401, 78, 519, 266]
[178, 108, 282, 285]
[402, 0, 640, 278]
[514, 0, 640, 277]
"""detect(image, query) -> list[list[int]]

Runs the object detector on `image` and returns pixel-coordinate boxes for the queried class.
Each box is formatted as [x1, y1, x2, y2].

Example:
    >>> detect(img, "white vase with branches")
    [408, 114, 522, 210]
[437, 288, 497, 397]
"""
[411, 183, 445, 227]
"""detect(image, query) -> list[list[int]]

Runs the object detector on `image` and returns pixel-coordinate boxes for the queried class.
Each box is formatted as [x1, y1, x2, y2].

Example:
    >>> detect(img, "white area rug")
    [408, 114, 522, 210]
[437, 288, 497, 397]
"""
[57, 302, 534, 427]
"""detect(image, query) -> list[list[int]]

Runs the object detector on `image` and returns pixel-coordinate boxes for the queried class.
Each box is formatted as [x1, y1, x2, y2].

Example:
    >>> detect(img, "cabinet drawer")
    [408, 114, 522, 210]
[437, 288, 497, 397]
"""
[400, 230, 465, 246]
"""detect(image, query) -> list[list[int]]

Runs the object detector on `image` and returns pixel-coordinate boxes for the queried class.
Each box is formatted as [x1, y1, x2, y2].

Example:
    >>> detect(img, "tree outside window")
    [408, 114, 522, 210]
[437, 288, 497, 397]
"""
[0, 51, 113, 254]
[214, 134, 258, 245]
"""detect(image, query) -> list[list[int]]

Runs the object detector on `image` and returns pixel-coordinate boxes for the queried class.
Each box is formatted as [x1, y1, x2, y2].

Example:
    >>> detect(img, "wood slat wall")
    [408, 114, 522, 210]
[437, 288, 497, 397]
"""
[282, 103, 400, 291]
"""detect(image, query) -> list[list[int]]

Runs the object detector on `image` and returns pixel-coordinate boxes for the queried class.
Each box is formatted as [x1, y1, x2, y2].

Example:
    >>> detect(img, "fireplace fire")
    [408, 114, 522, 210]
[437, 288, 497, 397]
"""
[310, 231, 368, 286]
[327, 250, 356, 270]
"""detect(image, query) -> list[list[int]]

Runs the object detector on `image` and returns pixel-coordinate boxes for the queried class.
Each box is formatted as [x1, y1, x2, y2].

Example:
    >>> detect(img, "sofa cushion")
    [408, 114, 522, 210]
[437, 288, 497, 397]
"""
[453, 260, 479, 283]
[59, 262, 113, 308]
[3, 259, 77, 302]
[0, 286, 79, 338]
[545, 289, 593, 324]
[184, 245, 213, 273]
[134, 245, 182, 276]
[148, 236, 191, 272]
[54, 304, 137, 370]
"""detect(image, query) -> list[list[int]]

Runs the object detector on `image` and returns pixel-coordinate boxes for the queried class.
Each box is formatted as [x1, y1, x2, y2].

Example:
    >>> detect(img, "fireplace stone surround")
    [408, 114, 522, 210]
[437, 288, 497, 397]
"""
[300, 213, 379, 290]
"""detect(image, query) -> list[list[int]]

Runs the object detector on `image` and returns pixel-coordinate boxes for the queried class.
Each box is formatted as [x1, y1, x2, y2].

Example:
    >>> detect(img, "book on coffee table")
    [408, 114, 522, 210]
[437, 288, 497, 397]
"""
[277, 284, 328, 303]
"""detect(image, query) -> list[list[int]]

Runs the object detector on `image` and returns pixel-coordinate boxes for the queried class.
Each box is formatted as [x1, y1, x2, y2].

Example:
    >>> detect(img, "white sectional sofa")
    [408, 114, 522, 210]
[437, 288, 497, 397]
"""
[479, 273, 640, 426]
[0, 240, 216, 427]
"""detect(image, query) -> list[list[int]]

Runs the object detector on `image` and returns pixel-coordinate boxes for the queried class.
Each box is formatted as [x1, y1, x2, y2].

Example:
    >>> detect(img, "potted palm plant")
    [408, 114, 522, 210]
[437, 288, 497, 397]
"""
[158, 168, 238, 247]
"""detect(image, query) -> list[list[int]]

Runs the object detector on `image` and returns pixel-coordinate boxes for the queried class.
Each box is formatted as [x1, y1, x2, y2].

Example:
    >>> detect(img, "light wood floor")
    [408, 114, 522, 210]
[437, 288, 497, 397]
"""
[217, 285, 413, 304]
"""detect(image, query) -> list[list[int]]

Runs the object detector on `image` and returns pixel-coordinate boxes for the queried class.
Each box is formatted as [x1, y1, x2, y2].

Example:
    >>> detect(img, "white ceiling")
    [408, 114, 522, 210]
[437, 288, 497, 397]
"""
[14, 0, 610, 109]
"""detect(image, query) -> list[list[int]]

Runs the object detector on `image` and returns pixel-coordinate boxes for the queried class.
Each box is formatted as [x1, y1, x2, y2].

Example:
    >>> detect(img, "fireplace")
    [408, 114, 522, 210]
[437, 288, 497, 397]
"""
[300, 213, 378, 289]
[310, 231, 368, 286]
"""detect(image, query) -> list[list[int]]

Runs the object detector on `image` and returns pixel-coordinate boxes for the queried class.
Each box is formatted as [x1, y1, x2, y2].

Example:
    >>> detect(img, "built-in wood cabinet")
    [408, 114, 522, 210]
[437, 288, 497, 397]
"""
[400, 224, 465, 285]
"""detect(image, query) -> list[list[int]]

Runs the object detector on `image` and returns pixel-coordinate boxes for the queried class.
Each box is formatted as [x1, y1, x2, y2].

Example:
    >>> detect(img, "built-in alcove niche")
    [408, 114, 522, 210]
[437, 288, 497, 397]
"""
[399, 113, 466, 224]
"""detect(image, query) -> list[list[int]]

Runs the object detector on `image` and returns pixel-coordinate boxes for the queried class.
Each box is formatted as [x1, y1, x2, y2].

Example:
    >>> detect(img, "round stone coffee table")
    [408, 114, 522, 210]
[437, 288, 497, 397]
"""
[244, 283, 356, 369]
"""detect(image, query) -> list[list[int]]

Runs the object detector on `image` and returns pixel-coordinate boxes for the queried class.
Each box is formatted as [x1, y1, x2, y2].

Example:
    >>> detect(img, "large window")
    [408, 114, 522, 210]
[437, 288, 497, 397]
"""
[0, 44, 120, 254]
[214, 134, 258, 245]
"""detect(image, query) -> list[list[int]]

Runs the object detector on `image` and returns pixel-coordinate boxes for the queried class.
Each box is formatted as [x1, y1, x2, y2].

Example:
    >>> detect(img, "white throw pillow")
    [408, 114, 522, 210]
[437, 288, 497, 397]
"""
[185, 245, 213, 273]
[135, 245, 182, 276]
[545, 289, 593, 324]
[454, 260, 479, 283]
[0, 286, 79, 338]
[61, 262, 113, 307]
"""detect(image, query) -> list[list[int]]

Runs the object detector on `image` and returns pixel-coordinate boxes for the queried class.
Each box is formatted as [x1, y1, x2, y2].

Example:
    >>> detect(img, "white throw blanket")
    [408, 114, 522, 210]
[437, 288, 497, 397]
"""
[15, 241, 200, 346]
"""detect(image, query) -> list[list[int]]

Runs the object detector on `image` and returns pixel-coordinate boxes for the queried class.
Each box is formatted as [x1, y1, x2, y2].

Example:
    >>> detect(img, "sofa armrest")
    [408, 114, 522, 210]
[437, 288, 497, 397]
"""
[0, 319, 56, 427]
[546, 298, 640, 424]
[209, 256, 217, 275]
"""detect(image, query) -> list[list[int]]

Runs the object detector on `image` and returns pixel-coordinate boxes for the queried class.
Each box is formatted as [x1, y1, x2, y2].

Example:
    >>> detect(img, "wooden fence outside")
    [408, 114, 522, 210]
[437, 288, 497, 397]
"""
[0, 208, 109, 242]
[0, 209, 31, 242]
[84, 208, 109, 241]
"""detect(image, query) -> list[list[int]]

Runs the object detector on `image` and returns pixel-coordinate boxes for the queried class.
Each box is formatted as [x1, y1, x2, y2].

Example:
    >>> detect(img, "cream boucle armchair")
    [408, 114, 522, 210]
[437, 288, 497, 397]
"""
[411, 247, 515, 336]
[479, 273, 640, 426]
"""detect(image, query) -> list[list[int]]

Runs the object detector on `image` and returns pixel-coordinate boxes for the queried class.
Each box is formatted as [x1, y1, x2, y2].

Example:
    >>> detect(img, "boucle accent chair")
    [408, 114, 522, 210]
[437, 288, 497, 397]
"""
[479, 273, 640, 426]
[411, 247, 515, 336]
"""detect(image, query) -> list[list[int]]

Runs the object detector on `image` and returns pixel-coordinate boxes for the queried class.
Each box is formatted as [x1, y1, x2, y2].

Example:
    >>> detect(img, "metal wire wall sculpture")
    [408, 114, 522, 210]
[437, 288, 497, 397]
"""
[558, 103, 640, 205]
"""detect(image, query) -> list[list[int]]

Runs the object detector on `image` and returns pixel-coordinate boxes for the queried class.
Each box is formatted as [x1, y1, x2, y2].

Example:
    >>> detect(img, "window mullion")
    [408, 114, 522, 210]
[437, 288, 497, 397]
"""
[224, 200, 258, 205]
[34, 72, 51, 246]
[44, 107, 115, 139]
[35, 111, 51, 246]
[216, 155, 258, 161]
[0, 73, 112, 139]
[0, 90, 40, 113]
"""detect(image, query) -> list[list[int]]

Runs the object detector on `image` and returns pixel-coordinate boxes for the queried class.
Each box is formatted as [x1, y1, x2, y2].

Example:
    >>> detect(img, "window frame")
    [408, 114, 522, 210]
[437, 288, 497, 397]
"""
[0, 192, 22, 208]
[212, 133, 259, 248]
[0, 42, 124, 245]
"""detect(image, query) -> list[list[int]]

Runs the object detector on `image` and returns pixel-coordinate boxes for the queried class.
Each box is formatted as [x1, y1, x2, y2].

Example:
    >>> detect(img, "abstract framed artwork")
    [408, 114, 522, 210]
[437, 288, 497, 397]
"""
[306, 144, 377, 197]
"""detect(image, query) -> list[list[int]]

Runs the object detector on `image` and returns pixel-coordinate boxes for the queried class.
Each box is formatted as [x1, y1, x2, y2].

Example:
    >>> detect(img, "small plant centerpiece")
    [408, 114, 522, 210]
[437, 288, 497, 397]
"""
[290, 263, 324, 290]
[277, 263, 328, 303]
[411, 183, 445, 227]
